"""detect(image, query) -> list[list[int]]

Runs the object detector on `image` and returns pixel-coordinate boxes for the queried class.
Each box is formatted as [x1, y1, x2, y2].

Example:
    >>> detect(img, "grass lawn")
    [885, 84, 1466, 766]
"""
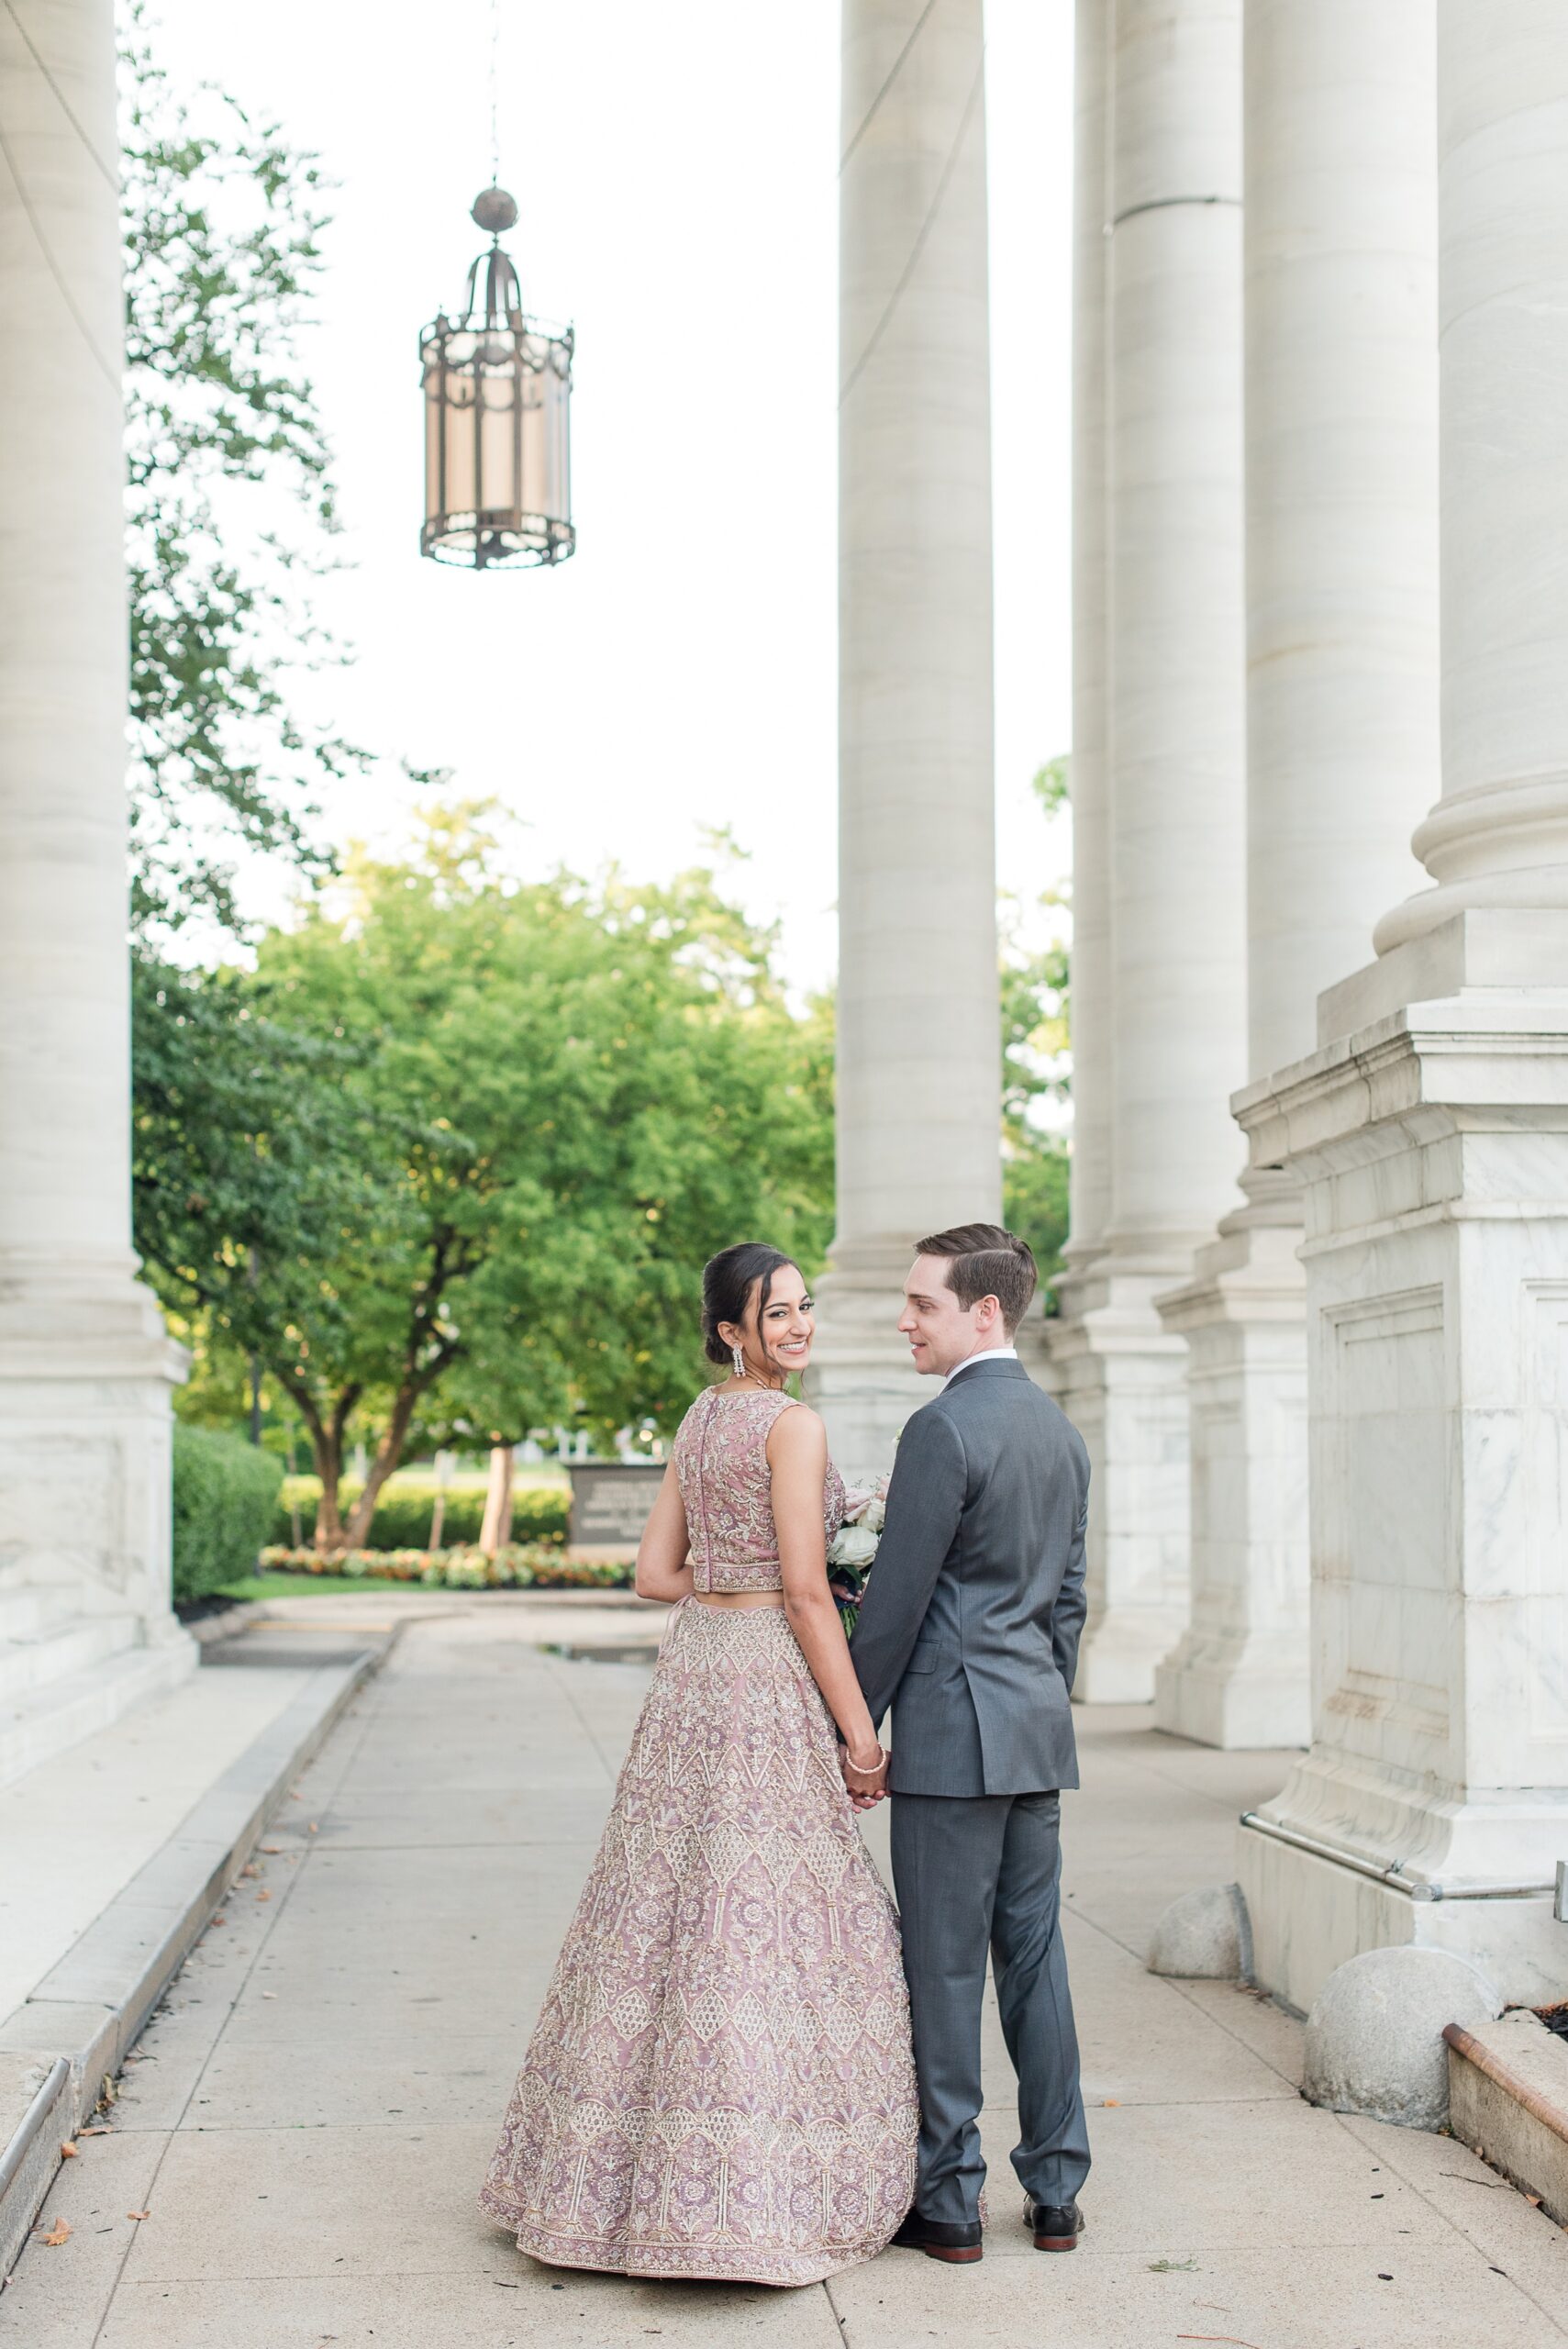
[217, 1571, 422, 1600]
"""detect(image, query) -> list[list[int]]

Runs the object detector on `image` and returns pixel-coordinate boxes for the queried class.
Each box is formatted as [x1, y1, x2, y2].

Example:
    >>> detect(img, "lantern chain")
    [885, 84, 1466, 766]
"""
[487, 0, 502, 187]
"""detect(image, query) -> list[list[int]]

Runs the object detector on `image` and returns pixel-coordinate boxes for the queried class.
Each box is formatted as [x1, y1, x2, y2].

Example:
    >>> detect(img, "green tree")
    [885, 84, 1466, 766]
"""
[131, 950, 391, 1535]
[120, 9, 394, 1470]
[133, 814, 835, 1546]
[121, 3, 360, 936]
[1001, 758, 1072, 1294]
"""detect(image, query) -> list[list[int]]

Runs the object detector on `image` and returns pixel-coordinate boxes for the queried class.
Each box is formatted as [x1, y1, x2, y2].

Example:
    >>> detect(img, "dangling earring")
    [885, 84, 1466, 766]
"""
[732, 1344, 746, 1382]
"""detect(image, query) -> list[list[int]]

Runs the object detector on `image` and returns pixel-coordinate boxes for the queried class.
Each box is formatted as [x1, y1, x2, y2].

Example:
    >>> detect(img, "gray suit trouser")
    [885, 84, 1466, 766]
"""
[891, 1790, 1091, 2227]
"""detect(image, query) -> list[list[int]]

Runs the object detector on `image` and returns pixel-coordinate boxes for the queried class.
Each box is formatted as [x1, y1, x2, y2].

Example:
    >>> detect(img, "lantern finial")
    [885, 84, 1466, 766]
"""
[471, 185, 518, 238]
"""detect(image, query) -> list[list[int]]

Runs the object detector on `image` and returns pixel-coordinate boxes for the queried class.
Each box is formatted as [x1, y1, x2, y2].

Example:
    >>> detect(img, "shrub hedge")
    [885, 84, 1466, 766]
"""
[272, 1475, 570, 1551]
[172, 1428, 286, 1604]
[257, 1543, 633, 1591]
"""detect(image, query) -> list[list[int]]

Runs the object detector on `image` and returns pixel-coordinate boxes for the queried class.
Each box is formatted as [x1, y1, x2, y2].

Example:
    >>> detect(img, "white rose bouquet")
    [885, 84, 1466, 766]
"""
[828, 1479, 888, 1638]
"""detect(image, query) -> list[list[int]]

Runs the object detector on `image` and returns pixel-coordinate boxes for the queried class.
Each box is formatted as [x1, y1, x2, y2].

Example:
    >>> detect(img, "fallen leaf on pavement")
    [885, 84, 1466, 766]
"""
[59, 2141, 77, 2158]
[307, 1822, 318, 1834]
[128, 2210, 151, 2222]
[257, 1888, 272, 1901]
[77, 2126, 110, 2138]
[1102, 2098, 1120, 2107]
[40, 2219, 70, 2246]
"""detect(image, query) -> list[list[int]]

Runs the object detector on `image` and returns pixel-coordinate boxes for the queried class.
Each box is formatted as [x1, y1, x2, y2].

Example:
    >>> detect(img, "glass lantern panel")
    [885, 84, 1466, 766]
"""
[477, 369, 522, 523]
[541, 359, 571, 529]
[442, 373, 480, 529]
[519, 370, 550, 524]
[423, 366, 445, 525]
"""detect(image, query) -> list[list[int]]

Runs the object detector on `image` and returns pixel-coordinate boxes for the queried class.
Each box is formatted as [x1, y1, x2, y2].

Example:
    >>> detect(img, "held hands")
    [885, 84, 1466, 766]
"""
[840, 1742, 890, 1809]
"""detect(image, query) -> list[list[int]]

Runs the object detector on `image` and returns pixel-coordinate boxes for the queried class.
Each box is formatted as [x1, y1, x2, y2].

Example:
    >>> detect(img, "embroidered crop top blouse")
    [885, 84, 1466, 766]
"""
[672, 1385, 848, 1592]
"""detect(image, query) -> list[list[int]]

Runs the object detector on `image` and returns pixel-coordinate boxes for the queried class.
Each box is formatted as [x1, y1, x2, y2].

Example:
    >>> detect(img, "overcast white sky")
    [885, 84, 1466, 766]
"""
[148, 0, 1073, 994]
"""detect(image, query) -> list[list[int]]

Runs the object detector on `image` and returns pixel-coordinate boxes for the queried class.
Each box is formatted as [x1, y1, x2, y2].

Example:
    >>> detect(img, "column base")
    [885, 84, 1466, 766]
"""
[1013, 1294, 1063, 1400]
[805, 1244, 929, 1484]
[1152, 1213, 1310, 1749]
[1155, 1631, 1309, 1750]
[1044, 1263, 1190, 1704]
[0, 1267, 195, 1784]
[1233, 908, 1568, 2010]
[1237, 1816, 1564, 2013]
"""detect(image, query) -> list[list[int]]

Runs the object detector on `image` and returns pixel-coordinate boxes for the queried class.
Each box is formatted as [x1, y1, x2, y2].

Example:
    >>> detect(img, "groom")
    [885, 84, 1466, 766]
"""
[846, 1223, 1092, 2265]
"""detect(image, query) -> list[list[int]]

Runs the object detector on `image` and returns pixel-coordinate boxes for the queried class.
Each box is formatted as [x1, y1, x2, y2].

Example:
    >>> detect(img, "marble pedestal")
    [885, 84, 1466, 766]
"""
[1232, 912, 1568, 2011]
[0, 1275, 195, 1789]
[1152, 1210, 1310, 1750]
[1046, 1264, 1189, 1704]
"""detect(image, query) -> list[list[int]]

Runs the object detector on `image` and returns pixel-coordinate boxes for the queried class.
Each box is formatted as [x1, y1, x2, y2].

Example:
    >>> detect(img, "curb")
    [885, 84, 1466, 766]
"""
[0, 1639, 386, 2279]
[183, 1600, 264, 1647]
[1446, 2016, 1568, 2226]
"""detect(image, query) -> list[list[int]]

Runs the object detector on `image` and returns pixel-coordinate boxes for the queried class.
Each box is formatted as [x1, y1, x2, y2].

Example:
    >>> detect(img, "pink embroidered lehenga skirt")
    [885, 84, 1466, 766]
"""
[479, 1596, 918, 2285]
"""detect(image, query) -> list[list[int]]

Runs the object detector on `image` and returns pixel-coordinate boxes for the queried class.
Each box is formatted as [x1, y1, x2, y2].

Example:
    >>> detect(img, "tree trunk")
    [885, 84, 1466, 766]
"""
[294, 1384, 361, 1553]
[428, 1450, 453, 1551]
[312, 1430, 346, 1550]
[341, 1378, 428, 1551]
[479, 1443, 515, 1555]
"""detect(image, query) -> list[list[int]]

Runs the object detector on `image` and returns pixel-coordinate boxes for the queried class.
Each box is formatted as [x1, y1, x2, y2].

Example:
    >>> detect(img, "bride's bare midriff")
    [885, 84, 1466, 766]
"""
[692, 1589, 786, 1609]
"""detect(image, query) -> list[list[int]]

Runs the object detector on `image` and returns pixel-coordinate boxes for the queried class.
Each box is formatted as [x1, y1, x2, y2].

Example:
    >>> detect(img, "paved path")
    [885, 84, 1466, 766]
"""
[6, 1607, 1567, 2347]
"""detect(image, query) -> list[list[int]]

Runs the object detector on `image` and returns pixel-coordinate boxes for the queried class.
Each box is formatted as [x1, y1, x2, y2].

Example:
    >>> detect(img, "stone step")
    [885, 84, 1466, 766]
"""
[0, 1610, 146, 1699]
[0, 1640, 195, 1792]
[1446, 2013, 1568, 2227]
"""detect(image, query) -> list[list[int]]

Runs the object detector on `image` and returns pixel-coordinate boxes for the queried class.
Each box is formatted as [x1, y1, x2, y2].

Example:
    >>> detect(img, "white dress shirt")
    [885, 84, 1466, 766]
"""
[939, 1343, 1018, 1393]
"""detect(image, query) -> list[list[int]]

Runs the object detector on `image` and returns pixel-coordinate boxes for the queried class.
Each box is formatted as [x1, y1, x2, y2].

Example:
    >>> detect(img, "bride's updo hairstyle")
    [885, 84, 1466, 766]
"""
[702, 1241, 795, 1365]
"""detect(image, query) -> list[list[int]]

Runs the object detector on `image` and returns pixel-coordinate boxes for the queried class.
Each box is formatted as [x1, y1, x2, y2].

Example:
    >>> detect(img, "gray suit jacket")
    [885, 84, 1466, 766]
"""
[851, 1357, 1090, 1797]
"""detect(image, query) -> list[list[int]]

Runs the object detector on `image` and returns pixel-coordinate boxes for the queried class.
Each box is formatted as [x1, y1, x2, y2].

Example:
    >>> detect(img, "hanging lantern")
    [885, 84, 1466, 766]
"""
[420, 187, 574, 571]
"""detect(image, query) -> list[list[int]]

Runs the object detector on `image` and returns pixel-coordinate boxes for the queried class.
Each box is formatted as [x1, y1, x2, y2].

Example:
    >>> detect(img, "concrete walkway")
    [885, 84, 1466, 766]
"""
[0, 1631, 368, 2031]
[5, 1604, 1567, 2348]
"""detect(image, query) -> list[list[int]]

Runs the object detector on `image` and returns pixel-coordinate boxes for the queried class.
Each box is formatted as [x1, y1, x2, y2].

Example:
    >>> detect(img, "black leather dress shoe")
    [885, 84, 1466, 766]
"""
[890, 2209, 984, 2263]
[1024, 2196, 1084, 2251]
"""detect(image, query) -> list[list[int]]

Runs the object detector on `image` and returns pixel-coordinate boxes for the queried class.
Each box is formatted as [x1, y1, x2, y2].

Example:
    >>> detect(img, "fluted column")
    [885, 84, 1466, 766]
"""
[1036, 0, 1113, 1540]
[1059, 0, 1247, 1703]
[809, 0, 1001, 1482]
[1375, 2, 1568, 954]
[1236, 0, 1568, 2012]
[0, 0, 192, 1782]
[1062, 0, 1113, 1279]
[1153, 0, 1439, 1749]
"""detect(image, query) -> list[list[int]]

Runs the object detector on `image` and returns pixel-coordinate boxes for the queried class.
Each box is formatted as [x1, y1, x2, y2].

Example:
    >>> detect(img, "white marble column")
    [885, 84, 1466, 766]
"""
[1237, 0, 1568, 2009]
[0, 0, 193, 1786]
[1033, 0, 1113, 1409]
[1153, 0, 1439, 1749]
[809, 0, 1001, 1482]
[1056, 0, 1248, 1703]
[1062, 0, 1114, 1283]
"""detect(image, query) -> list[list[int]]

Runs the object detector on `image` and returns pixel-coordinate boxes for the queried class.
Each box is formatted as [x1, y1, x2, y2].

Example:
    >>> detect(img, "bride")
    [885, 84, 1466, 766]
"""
[479, 1242, 918, 2285]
